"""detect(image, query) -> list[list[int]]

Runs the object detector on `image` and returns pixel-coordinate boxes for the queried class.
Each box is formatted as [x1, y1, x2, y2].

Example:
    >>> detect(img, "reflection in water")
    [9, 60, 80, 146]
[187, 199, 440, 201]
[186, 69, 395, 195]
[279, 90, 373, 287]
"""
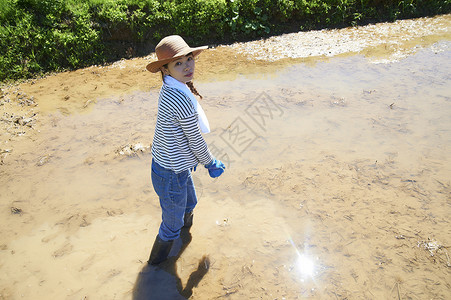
[133, 228, 210, 299]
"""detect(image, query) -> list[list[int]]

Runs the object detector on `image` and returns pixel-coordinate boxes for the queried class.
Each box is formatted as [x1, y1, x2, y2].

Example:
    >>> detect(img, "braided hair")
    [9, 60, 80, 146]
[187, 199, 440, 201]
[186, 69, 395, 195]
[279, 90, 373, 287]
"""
[186, 81, 203, 99]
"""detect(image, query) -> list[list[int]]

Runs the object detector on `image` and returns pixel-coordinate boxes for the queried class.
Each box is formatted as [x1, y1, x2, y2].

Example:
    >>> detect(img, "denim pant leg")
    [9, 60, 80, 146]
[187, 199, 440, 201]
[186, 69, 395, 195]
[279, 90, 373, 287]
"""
[185, 171, 198, 214]
[151, 160, 192, 241]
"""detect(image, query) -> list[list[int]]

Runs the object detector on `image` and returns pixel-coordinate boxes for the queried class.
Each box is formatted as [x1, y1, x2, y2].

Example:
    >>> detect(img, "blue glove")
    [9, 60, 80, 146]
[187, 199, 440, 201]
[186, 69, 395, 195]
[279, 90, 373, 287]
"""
[190, 164, 197, 172]
[205, 159, 225, 178]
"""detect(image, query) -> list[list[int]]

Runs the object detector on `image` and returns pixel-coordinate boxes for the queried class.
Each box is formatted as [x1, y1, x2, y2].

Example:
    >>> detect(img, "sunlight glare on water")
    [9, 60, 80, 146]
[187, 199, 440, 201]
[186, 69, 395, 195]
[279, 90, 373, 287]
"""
[296, 254, 315, 278]
[288, 237, 317, 280]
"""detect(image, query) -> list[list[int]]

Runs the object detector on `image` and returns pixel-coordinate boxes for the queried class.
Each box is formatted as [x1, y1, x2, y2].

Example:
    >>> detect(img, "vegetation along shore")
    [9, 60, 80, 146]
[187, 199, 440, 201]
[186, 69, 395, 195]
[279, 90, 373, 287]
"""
[1, 0, 450, 82]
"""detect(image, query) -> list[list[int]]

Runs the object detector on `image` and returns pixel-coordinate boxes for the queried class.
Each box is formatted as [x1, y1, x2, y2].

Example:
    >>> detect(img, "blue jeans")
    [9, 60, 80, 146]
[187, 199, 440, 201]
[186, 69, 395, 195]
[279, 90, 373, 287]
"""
[151, 159, 197, 241]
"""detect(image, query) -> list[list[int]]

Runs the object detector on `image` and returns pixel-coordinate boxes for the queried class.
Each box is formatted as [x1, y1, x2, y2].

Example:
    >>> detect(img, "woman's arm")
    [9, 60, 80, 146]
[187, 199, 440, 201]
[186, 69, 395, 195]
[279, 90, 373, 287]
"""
[179, 114, 214, 165]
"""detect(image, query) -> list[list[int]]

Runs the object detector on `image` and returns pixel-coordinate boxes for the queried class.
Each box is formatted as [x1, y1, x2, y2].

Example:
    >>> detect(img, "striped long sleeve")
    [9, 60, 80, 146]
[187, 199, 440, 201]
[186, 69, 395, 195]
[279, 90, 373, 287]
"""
[151, 84, 214, 173]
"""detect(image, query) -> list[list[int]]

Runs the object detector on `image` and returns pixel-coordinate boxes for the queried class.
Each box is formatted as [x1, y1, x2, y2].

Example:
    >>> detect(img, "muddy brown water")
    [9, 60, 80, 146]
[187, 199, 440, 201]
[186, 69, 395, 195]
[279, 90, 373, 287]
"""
[1, 16, 451, 300]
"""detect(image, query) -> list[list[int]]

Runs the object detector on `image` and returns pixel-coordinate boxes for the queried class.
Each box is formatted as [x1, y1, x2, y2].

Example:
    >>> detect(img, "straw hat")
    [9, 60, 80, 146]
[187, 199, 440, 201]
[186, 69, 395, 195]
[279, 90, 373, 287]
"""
[146, 35, 208, 73]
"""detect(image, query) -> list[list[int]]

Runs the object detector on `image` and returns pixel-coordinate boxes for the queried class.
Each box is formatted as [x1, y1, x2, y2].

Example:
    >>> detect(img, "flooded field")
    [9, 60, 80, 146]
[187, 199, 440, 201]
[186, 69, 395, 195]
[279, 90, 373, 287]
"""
[1, 15, 450, 299]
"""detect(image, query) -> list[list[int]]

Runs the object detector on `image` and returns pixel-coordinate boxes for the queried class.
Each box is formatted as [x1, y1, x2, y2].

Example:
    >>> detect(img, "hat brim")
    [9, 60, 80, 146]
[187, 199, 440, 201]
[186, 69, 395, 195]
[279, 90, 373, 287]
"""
[146, 46, 208, 73]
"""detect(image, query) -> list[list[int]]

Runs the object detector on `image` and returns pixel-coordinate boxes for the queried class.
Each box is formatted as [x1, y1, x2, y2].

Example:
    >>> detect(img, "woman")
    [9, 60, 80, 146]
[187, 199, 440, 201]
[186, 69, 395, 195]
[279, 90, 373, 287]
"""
[146, 35, 225, 265]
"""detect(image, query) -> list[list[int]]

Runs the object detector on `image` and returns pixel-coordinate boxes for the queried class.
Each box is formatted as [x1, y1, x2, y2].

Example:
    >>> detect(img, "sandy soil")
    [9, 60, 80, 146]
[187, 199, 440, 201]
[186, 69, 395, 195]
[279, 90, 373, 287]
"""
[1, 14, 450, 300]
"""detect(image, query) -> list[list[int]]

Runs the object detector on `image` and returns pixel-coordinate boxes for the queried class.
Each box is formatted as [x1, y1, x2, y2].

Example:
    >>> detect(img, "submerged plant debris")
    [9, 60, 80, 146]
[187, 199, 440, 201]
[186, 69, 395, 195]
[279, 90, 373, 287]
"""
[115, 143, 150, 157]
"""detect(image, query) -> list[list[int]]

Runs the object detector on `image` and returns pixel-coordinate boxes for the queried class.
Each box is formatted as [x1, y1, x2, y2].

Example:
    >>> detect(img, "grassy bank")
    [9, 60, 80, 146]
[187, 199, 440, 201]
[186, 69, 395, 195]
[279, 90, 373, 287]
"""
[1, 0, 450, 82]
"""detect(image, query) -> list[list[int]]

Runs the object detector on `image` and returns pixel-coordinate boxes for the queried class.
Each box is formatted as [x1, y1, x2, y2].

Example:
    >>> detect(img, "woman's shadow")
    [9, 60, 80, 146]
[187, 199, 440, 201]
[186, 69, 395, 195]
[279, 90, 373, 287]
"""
[132, 228, 210, 299]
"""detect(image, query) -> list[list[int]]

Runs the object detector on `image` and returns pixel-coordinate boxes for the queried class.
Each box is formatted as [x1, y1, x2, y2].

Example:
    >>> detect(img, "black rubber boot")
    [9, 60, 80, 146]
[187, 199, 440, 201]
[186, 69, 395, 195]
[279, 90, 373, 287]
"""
[148, 235, 174, 265]
[183, 211, 194, 228]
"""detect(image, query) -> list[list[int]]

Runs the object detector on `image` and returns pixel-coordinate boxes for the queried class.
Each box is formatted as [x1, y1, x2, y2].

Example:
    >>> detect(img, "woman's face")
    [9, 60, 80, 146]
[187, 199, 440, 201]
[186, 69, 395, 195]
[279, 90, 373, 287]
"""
[164, 54, 195, 83]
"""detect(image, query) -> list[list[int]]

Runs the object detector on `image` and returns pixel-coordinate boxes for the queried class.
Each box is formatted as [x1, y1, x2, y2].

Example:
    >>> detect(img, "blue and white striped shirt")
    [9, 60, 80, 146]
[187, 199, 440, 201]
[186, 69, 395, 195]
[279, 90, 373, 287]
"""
[151, 84, 214, 173]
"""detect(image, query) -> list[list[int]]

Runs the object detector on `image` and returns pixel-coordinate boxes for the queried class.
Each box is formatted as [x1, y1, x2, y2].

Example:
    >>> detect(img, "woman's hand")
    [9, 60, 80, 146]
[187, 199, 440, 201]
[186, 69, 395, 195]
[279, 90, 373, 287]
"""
[205, 159, 225, 178]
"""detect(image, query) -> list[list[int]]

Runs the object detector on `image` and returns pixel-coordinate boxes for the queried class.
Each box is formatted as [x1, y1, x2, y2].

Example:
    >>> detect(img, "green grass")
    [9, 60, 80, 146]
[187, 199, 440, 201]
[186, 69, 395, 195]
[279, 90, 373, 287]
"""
[1, 0, 450, 82]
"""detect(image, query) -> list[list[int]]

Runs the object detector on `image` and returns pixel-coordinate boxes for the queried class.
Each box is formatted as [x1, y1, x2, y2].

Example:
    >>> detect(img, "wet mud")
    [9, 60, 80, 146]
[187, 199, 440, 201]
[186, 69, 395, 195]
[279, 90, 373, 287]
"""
[1, 14, 450, 300]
